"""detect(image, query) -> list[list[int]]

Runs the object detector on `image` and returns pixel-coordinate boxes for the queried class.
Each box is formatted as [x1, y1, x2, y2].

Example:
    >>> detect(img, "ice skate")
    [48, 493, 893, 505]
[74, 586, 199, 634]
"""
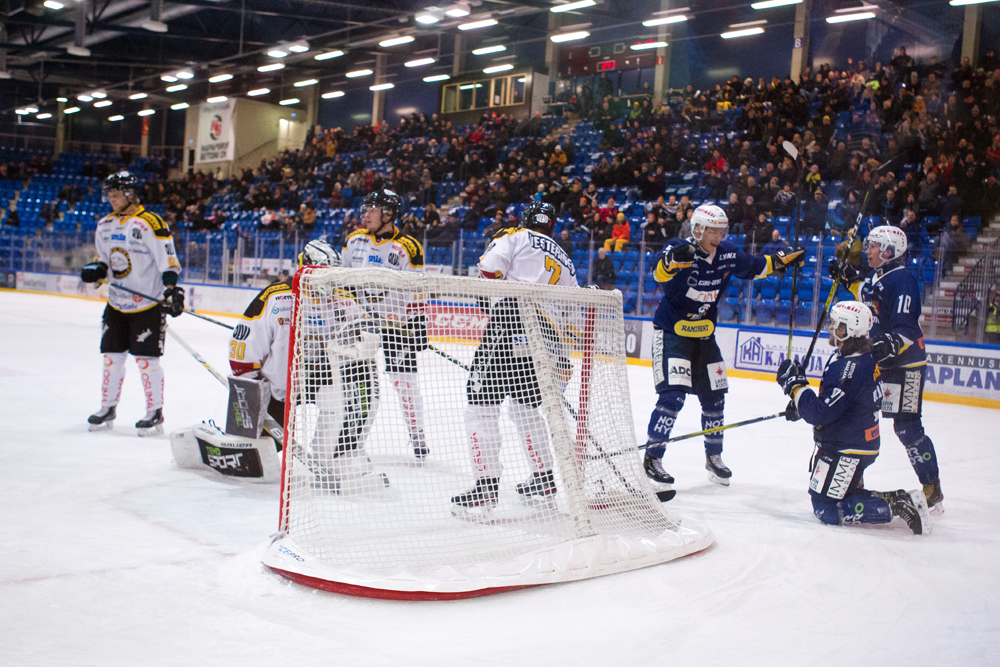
[516, 470, 557, 508]
[450, 477, 499, 518]
[135, 408, 164, 436]
[410, 430, 429, 462]
[705, 454, 732, 487]
[889, 489, 931, 535]
[308, 450, 389, 495]
[88, 405, 116, 431]
[643, 452, 676, 502]
[923, 479, 944, 515]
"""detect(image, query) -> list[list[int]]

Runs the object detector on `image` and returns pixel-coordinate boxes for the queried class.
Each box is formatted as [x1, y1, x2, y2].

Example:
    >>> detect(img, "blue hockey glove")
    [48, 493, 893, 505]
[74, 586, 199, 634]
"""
[776, 359, 808, 397]
[827, 258, 860, 288]
[661, 241, 696, 277]
[872, 333, 904, 364]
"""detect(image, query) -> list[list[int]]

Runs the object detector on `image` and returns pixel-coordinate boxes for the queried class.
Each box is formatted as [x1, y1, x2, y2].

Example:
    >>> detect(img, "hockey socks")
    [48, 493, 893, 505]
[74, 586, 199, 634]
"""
[645, 390, 685, 459]
[100, 352, 127, 408]
[812, 491, 892, 527]
[466, 404, 503, 478]
[136, 356, 164, 412]
[389, 372, 426, 441]
[895, 419, 940, 485]
[508, 400, 554, 473]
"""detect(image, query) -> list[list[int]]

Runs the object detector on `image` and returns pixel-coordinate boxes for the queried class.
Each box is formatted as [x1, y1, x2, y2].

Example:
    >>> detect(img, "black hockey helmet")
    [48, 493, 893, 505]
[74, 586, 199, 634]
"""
[102, 171, 140, 202]
[519, 201, 556, 235]
[362, 189, 401, 221]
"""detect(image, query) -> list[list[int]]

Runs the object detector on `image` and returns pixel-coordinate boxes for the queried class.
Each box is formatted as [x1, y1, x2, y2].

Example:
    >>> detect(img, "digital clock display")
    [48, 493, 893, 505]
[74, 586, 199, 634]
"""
[598, 60, 616, 71]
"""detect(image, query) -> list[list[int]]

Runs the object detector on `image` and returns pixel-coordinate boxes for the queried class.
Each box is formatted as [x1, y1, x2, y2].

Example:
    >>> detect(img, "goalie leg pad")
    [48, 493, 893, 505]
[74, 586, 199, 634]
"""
[466, 404, 503, 478]
[226, 375, 270, 439]
[100, 352, 128, 408]
[314, 361, 380, 455]
[507, 400, 554, 472]
[170, 422, 281, 483]
[136, 356, 164, 412]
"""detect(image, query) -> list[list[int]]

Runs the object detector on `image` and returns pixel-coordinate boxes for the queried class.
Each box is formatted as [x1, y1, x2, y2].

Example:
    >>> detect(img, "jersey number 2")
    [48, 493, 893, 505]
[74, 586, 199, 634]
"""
[544, 256, 562, 285]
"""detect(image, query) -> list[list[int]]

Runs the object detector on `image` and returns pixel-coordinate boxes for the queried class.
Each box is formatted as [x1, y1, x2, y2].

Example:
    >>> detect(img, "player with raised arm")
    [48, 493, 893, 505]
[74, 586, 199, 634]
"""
[451, 201, 578, 515]
[643, 204, 805, 498]
[776, 301, 929, 534]
[342, 190, 430, 461]
[82, 171, 183, 436]
[829, 225, 944, 512]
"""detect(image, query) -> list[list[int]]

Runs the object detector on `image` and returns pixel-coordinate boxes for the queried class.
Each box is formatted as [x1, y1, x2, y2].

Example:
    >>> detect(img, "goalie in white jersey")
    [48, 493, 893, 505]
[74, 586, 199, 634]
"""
[82, 171, 183, 436]
[452, 201, 579, 515]
[342, 189, 430, 461]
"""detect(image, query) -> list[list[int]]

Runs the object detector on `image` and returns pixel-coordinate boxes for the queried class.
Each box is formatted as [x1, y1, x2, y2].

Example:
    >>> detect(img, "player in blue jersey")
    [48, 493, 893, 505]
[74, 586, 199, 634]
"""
[829, 225, 944, 513]
[643, 204, 805, 499]
[776, 301, 930, 535]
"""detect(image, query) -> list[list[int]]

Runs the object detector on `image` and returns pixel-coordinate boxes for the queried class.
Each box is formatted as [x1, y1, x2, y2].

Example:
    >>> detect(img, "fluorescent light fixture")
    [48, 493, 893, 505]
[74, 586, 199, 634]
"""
[23, 106, 38, 113]
[445, 5, 470, 17]
[94, 100, 112, 108]
[66, 45, 90, 57]
[826, 11, 876, 23]
[294, 79, 318, 87]
[77, 95, 93, 102]
[267, 48, 289, 58]
[129, 92, 148, 100]
[346, 69, 373, 78]
[37, 113, 53, 119]
[57, 97, 68, 102]
[171, 102, 189, 110]
[141, 19, 168, 33]
[314, 50, 344, 60]
[423, 74, 451, 82]
[166, 84, 187, 92]
[160, 74, 178, 82]
[43, 0, 63, 8]
[63, 107, 81, 114]
[108, 115, 124, 122]
[206, 96, 227, 103]
[642, 15, 688, 26]
[15, 109, 30, 115]
[405, 57, 436, 67]
[459, 84, 482, 90]
[751, 0, 801, 8]
[631, 41, 667, 50]
[138, 109, 155, 116]
[279, 98, 300, 105]
[415, 12, 440, 24]
[721, 27, 765, 38]
[458, 18, 498, 30]
[550, 30, 589, 42]
[176, 70, 194, 79]
[90, 91, 106, 98]
[209, 73, 233, 83]
[322, 91, 345, 99]
[258, 63, 285, 72]
[247, 88, 270, 96]
[379, 35, 415, 47]
[370, 83, 395, 91]
[483, 63, 514, 73]
[472, 45, 506, 55]
[551, 0, 596, 13]
[288, 40, 309, 53]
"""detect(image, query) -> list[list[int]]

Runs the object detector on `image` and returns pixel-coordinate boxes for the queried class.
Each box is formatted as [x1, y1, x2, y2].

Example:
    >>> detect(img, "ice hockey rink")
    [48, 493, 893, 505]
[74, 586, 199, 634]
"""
[2, 289, 998, 667]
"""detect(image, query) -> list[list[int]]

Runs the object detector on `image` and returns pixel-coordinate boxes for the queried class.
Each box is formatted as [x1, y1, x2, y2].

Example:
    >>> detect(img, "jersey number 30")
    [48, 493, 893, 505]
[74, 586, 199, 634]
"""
[230, 341, 246, 360]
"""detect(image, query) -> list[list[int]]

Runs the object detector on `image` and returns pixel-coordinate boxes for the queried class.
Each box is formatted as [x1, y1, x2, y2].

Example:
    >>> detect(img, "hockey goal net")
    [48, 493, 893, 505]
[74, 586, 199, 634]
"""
[262, 266, 712, 599]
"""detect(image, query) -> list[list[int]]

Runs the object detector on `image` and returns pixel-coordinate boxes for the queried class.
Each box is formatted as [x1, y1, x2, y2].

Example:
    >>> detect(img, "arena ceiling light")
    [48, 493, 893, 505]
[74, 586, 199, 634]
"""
[550, 1, 596, 13]
[483, 63, 513, 73]
[550, 30, 589, 42]
[322, 91, 345, 99]
[379, 35, 415, 47]
[247, 88, 270, 96]
[445, 4, 470, 17]
[631, 41, 667, 50]
[287, 40, 310, 53]
[90, 91, 107, 98]
[458, 18, 498, 30]
[160, 74, 178, 82]
[166, 84, 188, 92]
[129, 92, 148, 100]
[415, 8, 441, 24]
[206, 96, 227, 103]
[315, 50, 344, 61]
[138, 109, 155, 116]
[294, 79, 318, 87]
[642, 15, 688, 27]
[36, 113, 53, 119]
[77, 94, 93, 102]
[268, 47, 289, 58]
[15, 108, 31, 115]
[108, 115, 124, 122]
[405, 57, 436, 67]
[826, 11, 876, 22]
[258, 63, 285, 72]
[63, 107, 81, 114]
[279, 98, 300, 105]
[948, 0, 998, 4]
[346, 69, 373, 78]
[209, 74, 233, 83]
[57, 97, 68, 102]
[43, 0, 64, 9]
[176, 70, 194, 79]
[370, 83, 395, 91]
[94, 100, 112, 108]
[171, 102, 189, 110]
[423, 74, 450, 82]
[721, 27, 765, 38]
[472, 45, 506, 55]
[750, 0, 801, 8]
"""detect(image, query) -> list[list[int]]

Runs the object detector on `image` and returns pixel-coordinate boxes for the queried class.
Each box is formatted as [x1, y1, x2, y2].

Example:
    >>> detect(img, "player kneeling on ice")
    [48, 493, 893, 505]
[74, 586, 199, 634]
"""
[452, 202, 578, 516]
[643, 204, 805, 498]
[776, 301, 930, 535]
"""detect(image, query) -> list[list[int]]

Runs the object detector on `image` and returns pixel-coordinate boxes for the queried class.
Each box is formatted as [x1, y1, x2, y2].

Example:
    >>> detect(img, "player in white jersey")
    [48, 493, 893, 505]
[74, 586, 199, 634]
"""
[342, 189, 430, 460]
[452, 201, 579, 515]
[82, 171, 183, 436]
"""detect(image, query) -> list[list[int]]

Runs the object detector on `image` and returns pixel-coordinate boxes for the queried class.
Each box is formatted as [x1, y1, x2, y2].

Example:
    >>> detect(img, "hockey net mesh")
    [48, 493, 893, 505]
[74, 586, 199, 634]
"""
[270, 267, 705, 593]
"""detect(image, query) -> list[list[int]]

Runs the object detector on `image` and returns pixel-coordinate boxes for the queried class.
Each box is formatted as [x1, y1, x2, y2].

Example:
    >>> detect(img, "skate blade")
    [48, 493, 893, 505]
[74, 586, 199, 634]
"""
[413, 446, 430, 462]
[928, 502, 944, 516]
[450, 501, 497, 521]
[908, 489, 932, 536]
[88, 421, 113, 432]
[517, 493, 558, 511]
[137, 424, 164, 437]
[708, 472, 731, 487]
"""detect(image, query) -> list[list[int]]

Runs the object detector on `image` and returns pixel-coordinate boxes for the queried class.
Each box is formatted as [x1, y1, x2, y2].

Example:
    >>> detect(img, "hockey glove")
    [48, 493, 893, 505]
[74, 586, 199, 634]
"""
[872, 333, 904, 364]
[768, 247, 806, 274]
[163, 285, 185, 318]
[661, 241, 696, 278]
[81, 261, 108, 283]
[407, 313, 430, 352]
[783, 399, 802, 422]
[827, 258, 861, 290]
[776, 359, 808, 397]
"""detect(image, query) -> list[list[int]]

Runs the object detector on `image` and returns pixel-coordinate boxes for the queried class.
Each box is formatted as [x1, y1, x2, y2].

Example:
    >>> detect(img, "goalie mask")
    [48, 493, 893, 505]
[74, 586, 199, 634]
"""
[690, 204, 729, 242]
[864, 225, 907, 266]
[828, 300, 874, 342]
[102, 171, 140, 204]
[519, 201, 556, 235]
[299, 239, 341, 267]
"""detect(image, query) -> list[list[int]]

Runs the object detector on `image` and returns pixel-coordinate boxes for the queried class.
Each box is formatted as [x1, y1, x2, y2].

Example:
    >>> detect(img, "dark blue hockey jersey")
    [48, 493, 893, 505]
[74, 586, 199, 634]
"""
[652, 238, 770, 336]
[793, 352, 884, 455]
[848, 263, 926, 369]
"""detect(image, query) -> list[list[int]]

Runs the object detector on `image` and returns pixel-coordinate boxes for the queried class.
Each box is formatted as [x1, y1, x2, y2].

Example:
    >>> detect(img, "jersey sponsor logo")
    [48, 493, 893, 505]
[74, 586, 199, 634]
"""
[136, 328, 152, 343]
[881, 382, 901, 413]
[367, 254, 384, 265]
[232, 324, 251, 341]
[109, 248, 132, 279]
[685, 287, 720, 304]
[841, 360, 856, 381]
[809, 456, 830, 493]
[388, 252, 400, 267]
[902, 370, 921, 413]
[707, 361, 728, 390]
[652, 329, 665, 387]
[826, 456, 859, 500]
[112, 233, 127, 242]
[667, 357, 692, 387]
[865, 424, 880, 442]
[674, 319, 714, 338]
[132, 228, 143, 240]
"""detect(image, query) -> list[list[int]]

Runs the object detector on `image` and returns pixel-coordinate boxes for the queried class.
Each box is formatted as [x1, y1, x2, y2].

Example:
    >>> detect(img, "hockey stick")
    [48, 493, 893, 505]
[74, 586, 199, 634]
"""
[110, 283, 235, 331]
[783, 140, 804, 358]
[428, 344, 471, 371]
[164, 325, 284, 443]
[638, 403, 798, 447]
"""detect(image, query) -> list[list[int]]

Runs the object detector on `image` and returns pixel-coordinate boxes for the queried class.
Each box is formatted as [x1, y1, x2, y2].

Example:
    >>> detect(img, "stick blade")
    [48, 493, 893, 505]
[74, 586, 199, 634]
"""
[782, 140, 798, 160]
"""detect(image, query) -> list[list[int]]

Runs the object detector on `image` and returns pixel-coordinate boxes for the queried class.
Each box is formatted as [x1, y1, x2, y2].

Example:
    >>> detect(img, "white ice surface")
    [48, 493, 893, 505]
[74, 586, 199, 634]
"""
[1, 290, 998, 666]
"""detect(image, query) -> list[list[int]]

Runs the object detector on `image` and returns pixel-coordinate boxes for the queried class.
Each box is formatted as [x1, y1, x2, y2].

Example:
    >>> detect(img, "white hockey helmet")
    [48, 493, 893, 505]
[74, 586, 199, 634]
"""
[864, 225, 907, 265]
[690, 204, 729, 242]
[828, 300, 874, 341]
[299, 239, 341, 267]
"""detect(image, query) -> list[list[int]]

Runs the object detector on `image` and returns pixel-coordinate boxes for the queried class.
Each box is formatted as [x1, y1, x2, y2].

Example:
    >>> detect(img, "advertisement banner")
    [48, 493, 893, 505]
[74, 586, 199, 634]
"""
[733, 329, 833, 379]
[195, 99, 236, 164]
[924, 345, 1000, 401]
